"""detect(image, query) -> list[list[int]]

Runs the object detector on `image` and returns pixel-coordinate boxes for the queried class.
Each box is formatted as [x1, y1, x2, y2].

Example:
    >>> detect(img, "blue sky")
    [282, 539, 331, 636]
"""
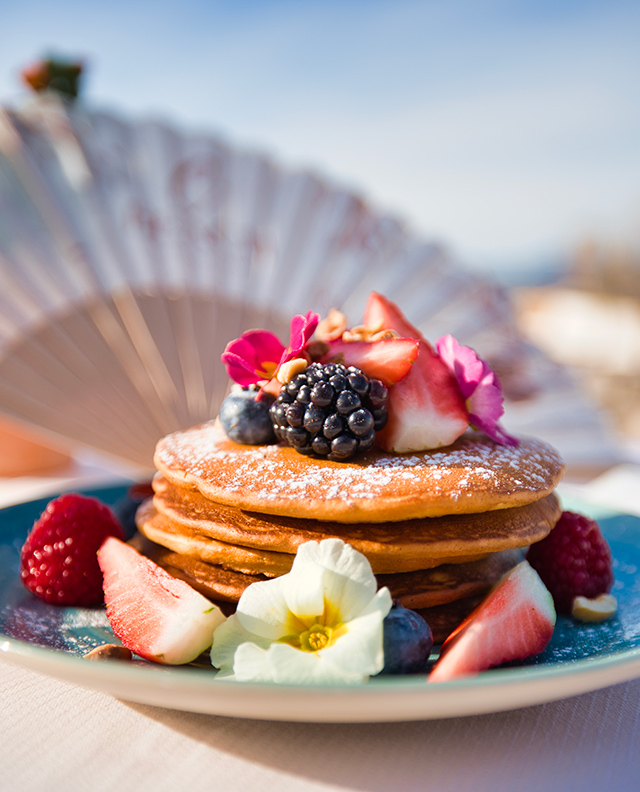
[1, 0, 639, 279]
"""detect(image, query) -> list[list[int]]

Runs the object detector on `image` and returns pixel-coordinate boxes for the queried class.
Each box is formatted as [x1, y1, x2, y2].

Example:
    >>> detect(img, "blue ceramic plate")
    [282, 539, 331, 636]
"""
[1, 486, 639, 722]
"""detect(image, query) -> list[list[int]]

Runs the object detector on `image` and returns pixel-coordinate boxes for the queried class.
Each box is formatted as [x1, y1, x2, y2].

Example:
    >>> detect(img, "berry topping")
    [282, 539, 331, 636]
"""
[363, 292, 469, 452]
[429, 561, 556, 682]
[321, 337, 419, 386]
[20, 493, 126, 606]
[219, 387, 276, 445]
[526, 511, 614, 615]
[99, 537, 226, 664]
[378, 602, 434, 675]
[270, 362, 388, 461]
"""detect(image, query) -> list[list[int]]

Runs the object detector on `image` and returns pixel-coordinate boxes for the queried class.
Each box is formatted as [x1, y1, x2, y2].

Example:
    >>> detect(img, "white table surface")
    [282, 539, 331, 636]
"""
[2, 460, 640, 792]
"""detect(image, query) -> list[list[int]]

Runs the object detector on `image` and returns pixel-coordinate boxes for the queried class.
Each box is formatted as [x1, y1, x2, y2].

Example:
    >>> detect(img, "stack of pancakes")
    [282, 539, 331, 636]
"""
[134, 421, 564, 642]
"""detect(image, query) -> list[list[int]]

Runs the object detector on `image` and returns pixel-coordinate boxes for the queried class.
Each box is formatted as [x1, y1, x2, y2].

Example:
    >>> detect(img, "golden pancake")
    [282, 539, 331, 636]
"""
[136, 499, 293, 577]
[137, 499, 492, 574]
[154, 422, 564, 522]
[377, 549, 524, 608]
[134, 532, 522, 611]
[147, 478, 561, 572]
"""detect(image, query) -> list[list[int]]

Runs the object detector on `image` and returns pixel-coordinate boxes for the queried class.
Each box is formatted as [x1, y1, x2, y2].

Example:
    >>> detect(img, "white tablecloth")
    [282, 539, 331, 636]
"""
[2, 462, 640, 792]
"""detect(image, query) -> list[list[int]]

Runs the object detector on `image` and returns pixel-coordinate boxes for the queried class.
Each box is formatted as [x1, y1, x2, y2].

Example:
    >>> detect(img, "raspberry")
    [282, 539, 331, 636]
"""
[20, 493, 125, 607]
[526, 511, 614, 615]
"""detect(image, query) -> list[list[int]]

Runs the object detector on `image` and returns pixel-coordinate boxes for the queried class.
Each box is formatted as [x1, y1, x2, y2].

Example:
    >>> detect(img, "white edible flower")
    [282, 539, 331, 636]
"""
[210, 538, 392, 684]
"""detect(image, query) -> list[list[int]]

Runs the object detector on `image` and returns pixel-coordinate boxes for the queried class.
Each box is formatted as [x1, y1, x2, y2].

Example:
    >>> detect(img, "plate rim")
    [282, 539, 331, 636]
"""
[1, 484, 639, 722]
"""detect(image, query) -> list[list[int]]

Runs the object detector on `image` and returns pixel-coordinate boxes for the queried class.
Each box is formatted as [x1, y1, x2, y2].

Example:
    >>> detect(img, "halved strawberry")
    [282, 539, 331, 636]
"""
[98, 537, 226, 665]
[428, 561, 556, 682]
[363, 292, 469, 452]
[320, 337, 419, 386]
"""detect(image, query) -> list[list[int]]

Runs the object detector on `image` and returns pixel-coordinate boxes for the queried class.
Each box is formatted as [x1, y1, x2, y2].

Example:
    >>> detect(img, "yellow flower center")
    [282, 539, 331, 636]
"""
[279, 599, 347, 653]
[299, 624, 333, 652]
[256, 360, 279, 380]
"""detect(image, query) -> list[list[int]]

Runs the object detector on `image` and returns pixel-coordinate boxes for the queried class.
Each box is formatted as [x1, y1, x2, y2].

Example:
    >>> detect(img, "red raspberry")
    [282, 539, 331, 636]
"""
[526, 511, 613, 615]
[20, 493, 125, 607]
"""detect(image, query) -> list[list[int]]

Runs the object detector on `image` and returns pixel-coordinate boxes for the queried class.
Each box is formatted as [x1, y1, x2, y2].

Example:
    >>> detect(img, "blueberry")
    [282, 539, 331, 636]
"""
[112, 481, 154, 540]
[219, 389, 276, 445]
[378, 603, 434, 675]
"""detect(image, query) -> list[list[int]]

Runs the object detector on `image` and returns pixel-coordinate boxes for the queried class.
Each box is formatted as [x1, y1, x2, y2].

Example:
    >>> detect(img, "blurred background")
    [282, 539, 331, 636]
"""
[0, 0, 639, 478]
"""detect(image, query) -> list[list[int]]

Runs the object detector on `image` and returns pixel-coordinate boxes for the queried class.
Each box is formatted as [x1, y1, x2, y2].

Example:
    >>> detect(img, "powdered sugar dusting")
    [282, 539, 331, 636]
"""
[154, 422, 564, 518]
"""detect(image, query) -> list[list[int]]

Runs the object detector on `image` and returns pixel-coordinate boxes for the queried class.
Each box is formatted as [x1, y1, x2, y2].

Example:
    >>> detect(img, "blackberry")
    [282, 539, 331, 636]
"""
[270, 362, 388, 461]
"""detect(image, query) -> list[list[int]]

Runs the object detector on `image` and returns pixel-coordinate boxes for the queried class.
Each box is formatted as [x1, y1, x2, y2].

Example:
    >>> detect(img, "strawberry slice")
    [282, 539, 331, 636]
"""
[428, 561, 556, 682]
[98, 537, 226, 665]
[321, 337, 419, 386]
[363, 292, 468, 451]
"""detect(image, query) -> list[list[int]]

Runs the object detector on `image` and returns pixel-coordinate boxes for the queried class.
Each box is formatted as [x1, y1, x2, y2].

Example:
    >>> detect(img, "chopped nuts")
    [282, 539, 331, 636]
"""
[369, 328, 400, 341]
[316, 308, 399, 344]
[276, 357, 308, 384]
[316, 308, 347, 341]
[571, 593, 618, 622]
[342, 322, 398, 343]
[84, 643, 133, 661]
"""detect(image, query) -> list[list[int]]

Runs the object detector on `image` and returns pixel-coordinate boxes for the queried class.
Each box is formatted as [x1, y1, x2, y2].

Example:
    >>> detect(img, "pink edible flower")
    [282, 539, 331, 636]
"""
[436, 334, 518, 446]
[221, 311, 319, 387]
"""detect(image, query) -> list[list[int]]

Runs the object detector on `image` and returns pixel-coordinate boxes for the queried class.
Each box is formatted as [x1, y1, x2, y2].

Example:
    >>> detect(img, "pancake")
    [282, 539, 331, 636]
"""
[147, 478, 561, 572]
[134, 532, 523, 611]
[377, 548, 524, 608]
[154, 422, 564, 522]
[415, 596, 484, 644]
[136, 499, 293, 577]
[137, 499, 492, 574]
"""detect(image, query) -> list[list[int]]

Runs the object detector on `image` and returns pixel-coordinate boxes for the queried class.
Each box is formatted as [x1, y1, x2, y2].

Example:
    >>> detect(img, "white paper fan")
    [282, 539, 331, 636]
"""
[0, 94, 619, 475]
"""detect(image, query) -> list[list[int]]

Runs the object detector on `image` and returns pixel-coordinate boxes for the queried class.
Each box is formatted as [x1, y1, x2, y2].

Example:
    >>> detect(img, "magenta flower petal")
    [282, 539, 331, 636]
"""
[221, 313, 319, 388]
[220, 351, 261, 387]
[288, 311, 320, 357]
[437, 334, 484, 400]
[436, 334, 518, 447]
[221, 329, 286, 386]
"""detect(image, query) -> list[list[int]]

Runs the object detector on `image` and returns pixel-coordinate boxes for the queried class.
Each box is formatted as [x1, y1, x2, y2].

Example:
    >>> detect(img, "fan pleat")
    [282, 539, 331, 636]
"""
[0, 97, 618, 475]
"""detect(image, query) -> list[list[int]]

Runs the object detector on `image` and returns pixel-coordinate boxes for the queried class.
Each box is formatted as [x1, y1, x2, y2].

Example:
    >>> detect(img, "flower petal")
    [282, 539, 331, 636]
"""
[288, 311, 319, 356]
[210, 613, 271, 676]
[436, 334, 518, 447]
[234, 575, 294, 641]
[294, 539, 378, 623]
[436, 334, 483, 399]
[267, 642, 368, 684]
[319, 589, 391, 677]
[232, 641, 277, 682]
[221, 329, 285, 386]
[281, 561, 326, 621]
